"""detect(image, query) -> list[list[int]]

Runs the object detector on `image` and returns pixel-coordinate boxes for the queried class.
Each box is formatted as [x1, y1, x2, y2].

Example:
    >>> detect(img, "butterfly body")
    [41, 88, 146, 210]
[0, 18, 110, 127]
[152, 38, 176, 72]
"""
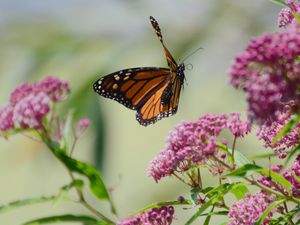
[93, 17, 186, 126]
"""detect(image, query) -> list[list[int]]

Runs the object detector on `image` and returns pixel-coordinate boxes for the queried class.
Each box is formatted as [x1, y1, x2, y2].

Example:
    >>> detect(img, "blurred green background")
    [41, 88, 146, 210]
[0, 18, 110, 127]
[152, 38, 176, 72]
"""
[0, 0, 281, 224]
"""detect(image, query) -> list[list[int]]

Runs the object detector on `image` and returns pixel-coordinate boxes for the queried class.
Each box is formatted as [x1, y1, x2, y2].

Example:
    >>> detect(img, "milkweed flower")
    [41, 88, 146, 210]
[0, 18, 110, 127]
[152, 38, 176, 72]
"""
[148, 113, 250, 182]
[227, 191, 276, 225]
[13, 92, 50, 129]
[0, 104, 14, 131]
[257, 104, 300, 155]
[230, 23, 300, 124]
[117, 206, 175, 225]
[35, 76, 70, 102]
[284, 155, 300, 198]
[76, 118, 91, 138]
[278, 0, 300, 28]
[0, 76, 70, 132]
[258, 156, 300, 198]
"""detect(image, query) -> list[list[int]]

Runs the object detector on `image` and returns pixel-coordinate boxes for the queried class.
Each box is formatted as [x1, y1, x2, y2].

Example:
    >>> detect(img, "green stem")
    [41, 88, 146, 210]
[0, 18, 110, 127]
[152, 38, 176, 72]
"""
[232, 136, 237, 157]
[40, 132, 115, 224]
[213, 155, 300, 205]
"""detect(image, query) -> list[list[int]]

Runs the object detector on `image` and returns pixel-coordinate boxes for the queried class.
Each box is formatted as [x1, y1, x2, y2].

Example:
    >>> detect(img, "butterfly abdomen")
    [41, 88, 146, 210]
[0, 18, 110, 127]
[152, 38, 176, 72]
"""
[161, 83, 173, 106]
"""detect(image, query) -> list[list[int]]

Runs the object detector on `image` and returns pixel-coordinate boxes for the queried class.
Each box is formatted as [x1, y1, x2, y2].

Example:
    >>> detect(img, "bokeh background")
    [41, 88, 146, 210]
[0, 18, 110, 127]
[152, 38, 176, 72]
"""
[0, 0, 282, 224]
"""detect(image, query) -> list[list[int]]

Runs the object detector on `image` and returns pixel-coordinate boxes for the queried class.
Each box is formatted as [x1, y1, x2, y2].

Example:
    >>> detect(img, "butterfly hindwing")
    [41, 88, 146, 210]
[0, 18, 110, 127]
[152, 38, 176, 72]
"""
[136, 69, 184, 126]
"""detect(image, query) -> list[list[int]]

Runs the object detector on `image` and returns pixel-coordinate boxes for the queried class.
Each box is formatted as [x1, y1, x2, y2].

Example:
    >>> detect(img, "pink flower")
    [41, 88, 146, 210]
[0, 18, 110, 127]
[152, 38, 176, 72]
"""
[76, 118, 91, 137]
[35, 76, 70, 102]
[227, 113, 251, 137]
[0, 104, 14, 131]
[227, 191, 276, 225]
[9, 83, 34, 106]
[257, 105, 300, 154]
[77, 118, 90, 130]
[117, 206, 175, 225]
[13, 92, 50, 129]
[284, 155, 300, 198]
[258, 156, 300, 199]
[230, 23, 300, 124]
[148, 113, 250, 182]
[257, 165, 287, 195]
[0, 76, 70, 132]
[278, 1, 300, 28]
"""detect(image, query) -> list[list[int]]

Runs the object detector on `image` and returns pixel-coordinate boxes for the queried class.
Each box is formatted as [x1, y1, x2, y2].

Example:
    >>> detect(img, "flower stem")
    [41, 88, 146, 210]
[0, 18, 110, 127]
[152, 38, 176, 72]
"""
[68, 169, 115, 224]
[232, 136, 237, 156]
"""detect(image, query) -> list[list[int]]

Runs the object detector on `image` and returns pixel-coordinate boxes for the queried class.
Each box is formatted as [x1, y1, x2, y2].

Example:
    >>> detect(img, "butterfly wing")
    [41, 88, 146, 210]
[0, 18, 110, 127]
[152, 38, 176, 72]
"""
[93, 67, 170, 109]
[150, 16, 178, 72]
[136, 70, 183, 126]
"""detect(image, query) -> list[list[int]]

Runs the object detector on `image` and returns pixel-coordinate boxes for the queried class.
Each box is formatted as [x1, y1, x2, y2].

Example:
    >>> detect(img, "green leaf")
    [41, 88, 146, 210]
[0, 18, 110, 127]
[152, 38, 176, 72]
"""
[269, 0, 287, 7]
[249, 151, 279, 160]
[206, 183, 231, 196]
[293, 12, 300, 25]
[254, 199, 285, 225]
[0, 180, 85, 214]
[61, 179, 84, 192]
[64, 81, 106, 170]
[61, 109, 74, 152]
[218, 221, 231, 225]
[226, 164, 292, 190]
[185, 199, 215, 225]
[186, 183, 237, 225]
[285, 144, 300, 166]
[226, 164, 261, 177]
[43, 138, 116, 213]
[203, 206, 214, 225]
[230, 183, 249, 200]
[0, 196, 57, 213]
[259, 169, 292, 190]
[272, 114, 300, 146]
[23, 214, 108, 225]
[234, 151, 251, 168]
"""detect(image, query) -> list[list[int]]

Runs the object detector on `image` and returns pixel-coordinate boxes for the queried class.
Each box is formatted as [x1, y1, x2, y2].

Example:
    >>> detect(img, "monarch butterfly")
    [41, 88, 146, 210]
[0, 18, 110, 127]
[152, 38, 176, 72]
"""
[93, 16, 186, 126]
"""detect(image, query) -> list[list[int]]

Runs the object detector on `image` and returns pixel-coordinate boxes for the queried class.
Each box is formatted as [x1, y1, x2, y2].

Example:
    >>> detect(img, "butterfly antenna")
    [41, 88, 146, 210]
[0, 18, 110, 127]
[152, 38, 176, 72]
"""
[181, 47, 204, 63]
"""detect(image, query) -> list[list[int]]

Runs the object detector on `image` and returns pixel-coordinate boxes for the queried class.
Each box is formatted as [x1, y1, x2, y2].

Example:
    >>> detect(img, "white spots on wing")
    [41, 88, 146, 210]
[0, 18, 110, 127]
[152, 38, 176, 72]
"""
[112, 84, 118, 89]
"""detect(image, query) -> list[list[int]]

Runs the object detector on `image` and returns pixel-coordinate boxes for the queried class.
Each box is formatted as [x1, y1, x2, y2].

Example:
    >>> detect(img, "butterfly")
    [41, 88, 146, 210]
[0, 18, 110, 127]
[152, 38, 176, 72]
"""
[93, 16, 186, 126]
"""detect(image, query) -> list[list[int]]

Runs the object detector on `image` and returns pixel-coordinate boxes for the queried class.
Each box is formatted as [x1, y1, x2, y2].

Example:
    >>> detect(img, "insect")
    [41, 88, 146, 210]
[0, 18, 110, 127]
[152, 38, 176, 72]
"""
[93, 16, 186, 126]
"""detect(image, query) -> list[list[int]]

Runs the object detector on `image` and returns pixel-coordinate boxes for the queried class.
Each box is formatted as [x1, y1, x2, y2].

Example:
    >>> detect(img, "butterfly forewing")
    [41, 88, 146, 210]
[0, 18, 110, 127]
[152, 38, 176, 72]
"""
[150, 16, 178, 72]
[93, 67, 170, 110]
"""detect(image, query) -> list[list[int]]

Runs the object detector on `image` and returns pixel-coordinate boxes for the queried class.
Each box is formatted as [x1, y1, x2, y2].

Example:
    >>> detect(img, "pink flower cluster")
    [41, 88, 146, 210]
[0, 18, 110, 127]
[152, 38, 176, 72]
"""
[0, 76, 70, 131]
[257, 165, 287, 195]
[257, 106, 300, 156]
[117, 206, 174, 225]
[258, 156, 300, 199]
[230, 23, 300, 124]
[148, 113, 250, 182]
[284, 155, 300, 198]
[278, 0, 300, 28]
[227, 191, 276, 225]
